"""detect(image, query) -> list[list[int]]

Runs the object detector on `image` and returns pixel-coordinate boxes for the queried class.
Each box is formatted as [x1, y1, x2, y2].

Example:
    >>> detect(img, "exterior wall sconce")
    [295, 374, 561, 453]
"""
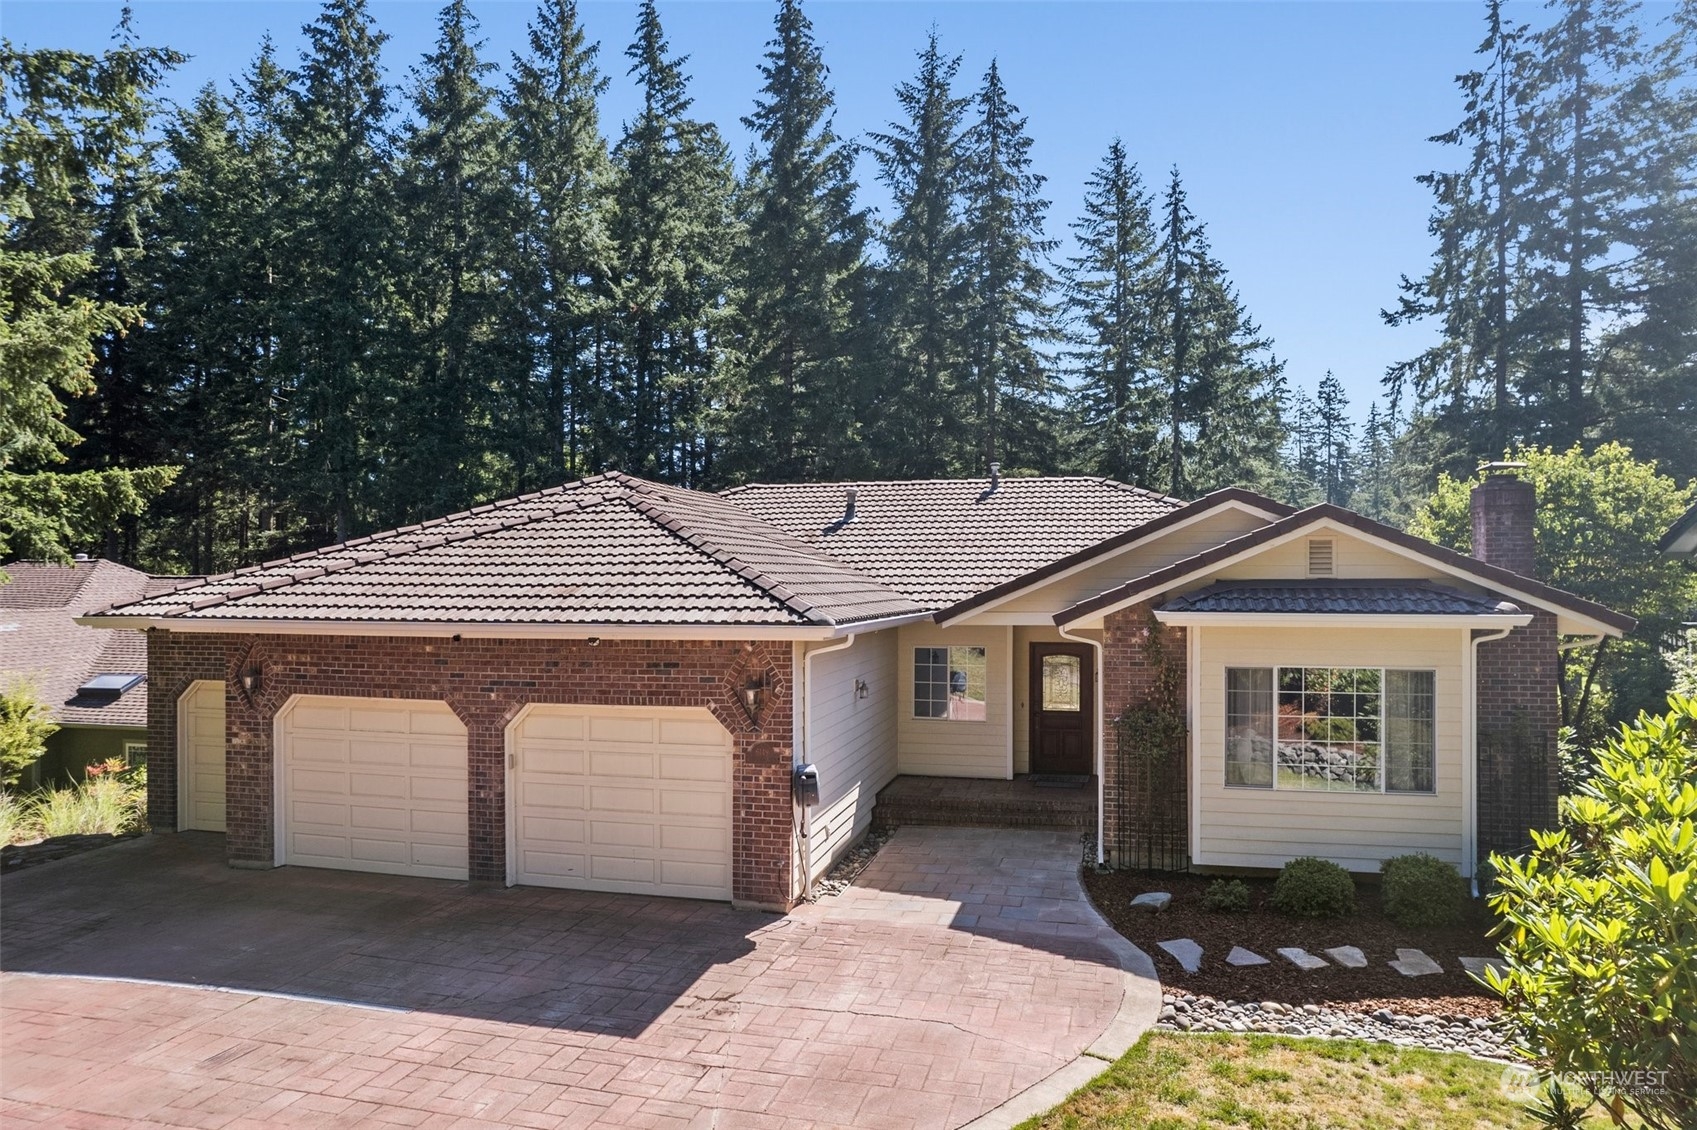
[854, 678, 869, 700]
[239, 666, 262, 696]
[741, 677, 765, 714]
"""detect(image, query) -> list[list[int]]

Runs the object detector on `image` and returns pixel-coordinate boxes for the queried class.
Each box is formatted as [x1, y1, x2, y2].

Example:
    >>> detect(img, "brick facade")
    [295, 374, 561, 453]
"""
[1474, 610, 1561, 858]
[1099, 604, 1187, 867]
[145, 631, 797, 909]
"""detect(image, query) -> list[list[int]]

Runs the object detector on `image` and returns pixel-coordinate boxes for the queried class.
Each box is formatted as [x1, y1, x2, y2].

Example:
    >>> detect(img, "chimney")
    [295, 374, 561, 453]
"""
[988, 462, 1001, 491]
[1470, 462, 1535, 576]
[843, 486, 858, 524]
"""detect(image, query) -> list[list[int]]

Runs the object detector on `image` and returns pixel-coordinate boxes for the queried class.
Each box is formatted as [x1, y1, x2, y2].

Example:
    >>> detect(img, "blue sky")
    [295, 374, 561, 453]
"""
[9, 1, 1677, 423]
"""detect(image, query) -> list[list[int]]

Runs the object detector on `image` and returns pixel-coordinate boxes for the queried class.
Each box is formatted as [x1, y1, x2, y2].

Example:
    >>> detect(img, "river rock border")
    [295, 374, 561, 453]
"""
[1156, 993, 1514, 1062]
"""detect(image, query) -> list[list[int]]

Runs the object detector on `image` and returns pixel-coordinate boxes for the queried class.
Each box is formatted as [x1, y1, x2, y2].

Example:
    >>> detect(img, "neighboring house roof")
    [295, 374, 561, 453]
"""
[1661, 502, 1697, 558]
[722, 476, 1183, 607]
[0, 559, 178, 729]
[1056, 501, 1636, 634]
[1160, 580, 1523, 617]
[93, 474, 926, 630]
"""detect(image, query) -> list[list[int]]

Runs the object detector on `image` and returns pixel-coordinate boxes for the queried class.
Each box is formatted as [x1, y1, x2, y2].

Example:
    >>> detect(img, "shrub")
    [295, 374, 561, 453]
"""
[1271, 856, 1355, 919]
[0, 790, 36, 846]
[0, 680, 57, 789]
[1487, 695, 1696, 1130]
[1380, 853, 1468, 927]
[1202, 878, 1250, 913]
[30, 768, 146, 838]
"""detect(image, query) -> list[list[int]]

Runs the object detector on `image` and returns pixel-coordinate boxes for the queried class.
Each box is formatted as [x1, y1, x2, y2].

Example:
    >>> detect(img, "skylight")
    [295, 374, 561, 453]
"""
[78, 673, 144, 697]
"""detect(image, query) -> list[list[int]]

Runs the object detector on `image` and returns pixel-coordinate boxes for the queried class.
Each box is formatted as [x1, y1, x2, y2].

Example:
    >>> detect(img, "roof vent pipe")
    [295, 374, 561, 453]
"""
[843, 487, 857, 524]
[988, 462, 1001, 491]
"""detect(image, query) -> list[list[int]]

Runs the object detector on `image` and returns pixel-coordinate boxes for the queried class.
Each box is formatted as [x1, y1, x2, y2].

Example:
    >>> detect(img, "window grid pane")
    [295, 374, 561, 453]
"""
[1385, 669, 1436, 792]
[1274, 666, 1383, 792]
[913, 646, 989, 721]
[1226, 668, 1274, 787]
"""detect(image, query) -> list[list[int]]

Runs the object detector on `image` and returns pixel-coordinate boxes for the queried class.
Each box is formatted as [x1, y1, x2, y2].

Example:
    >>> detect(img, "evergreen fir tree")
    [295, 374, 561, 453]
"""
[721, 0, 870, 482]
[1352, 401, 1398, 521]
[502, 0, 614, 487]
[279, 0, 398, 542]
[959, 60, 1057, 473]
[1314, 371, 1355, 505]
[394, 0, 511, 519]
[865, 31, 972, 476]
[1059, 139, 1163, 486]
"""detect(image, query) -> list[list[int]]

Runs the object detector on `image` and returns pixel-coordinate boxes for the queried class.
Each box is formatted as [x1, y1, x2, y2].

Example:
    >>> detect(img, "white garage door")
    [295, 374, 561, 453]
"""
[279, 696, 468, 880]
[510, 705, 733, 900]
[179, 681, 226, 833]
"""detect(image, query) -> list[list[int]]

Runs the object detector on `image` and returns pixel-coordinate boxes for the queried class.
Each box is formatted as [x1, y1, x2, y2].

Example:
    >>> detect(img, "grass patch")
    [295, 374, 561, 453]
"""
[1017, 1033, 1619, 1129]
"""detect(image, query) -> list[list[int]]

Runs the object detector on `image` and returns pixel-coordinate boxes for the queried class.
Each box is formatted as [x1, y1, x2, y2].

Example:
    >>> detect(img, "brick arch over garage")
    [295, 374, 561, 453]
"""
[146, 632, 796, 909]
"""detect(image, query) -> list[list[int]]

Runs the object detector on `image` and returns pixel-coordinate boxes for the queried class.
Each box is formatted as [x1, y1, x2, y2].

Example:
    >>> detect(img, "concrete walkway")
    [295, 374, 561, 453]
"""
[0, 828, 1158, 1129]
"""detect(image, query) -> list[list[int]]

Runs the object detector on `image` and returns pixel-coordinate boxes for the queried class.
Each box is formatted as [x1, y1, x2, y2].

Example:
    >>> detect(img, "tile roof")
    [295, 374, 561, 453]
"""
[1160, 580, 1523, 616]
[96, 474, 925, 629]
[0, 560, 171, 729]
[721, 476, 1183, 608]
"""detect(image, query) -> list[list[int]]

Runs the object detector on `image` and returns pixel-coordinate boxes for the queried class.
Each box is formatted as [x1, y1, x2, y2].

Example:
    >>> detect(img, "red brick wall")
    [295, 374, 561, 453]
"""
[1475, 611, 1561, 858]
[1100, 604, 1187, 866]
[146, 631, 797, 908]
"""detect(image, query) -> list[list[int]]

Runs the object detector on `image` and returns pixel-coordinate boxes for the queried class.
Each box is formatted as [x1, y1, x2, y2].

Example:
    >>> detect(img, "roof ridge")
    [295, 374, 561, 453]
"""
[100, 488, 628, 619]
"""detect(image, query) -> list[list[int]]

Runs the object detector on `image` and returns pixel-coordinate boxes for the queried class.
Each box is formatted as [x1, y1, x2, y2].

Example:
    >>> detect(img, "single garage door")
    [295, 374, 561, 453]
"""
[510, 705, 733, 900]
[279, 696, 468, 880]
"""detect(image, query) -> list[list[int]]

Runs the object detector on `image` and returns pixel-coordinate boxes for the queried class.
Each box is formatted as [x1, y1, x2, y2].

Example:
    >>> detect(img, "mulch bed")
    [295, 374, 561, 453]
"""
[1084, 869, 1503, 1018]
[1, 830, 145, 874]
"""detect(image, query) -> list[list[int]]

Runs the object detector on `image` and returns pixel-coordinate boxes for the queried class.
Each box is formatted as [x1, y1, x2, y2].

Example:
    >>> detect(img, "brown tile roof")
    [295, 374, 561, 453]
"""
[0, 560, 172, 729]
[1160, 580, 1523, 616]
[1057, 501, 1638, 634]
[96, 475, 925, 629]
[721, 476, 1183, 608]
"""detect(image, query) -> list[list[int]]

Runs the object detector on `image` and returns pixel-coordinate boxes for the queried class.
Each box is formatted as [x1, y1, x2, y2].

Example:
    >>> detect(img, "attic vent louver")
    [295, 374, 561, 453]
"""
[1307, 538, 1335, 577]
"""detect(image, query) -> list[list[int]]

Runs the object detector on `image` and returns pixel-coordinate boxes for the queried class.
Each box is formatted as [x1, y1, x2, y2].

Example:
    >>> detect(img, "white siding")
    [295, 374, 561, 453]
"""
[895, 623, 1009, 778]
[1214, 530, 1449, 583]
[1195, 625, 1468, 873]
[994, 508, 1270, 615]
[800, 630, 898, 881]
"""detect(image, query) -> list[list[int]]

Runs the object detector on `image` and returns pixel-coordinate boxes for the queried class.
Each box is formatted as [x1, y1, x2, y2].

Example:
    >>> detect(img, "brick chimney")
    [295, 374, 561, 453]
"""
[1470, 463, 1536, 576]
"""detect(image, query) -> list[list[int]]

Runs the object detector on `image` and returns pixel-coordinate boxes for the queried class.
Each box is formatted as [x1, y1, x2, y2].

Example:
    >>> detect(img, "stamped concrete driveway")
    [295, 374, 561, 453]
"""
[0, 827, 1158, 1130]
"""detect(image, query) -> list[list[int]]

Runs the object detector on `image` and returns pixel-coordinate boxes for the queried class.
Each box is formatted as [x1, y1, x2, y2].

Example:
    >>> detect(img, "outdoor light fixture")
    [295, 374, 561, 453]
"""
[854, 678, 869, 700]
[741, 677, 765, 713]
[239, 667, 261, 694]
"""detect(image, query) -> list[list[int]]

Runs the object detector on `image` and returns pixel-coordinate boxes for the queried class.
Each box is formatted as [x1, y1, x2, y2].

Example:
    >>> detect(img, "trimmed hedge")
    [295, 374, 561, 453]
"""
[1201, 878, 1251, 913]
[1381, 852, 1469, 927]
[1271, 856, 1356, 919]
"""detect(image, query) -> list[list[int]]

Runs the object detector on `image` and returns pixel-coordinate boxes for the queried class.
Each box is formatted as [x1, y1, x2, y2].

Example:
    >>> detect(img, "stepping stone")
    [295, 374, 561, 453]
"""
[1459, 955, 1507, 980]
[1225, 946, 1269, 967]
[1324, 945, 1368, 968]
[1276, 947, 1329, 971]
[1129, 892, 1172, 913]
[1389, 948, 1443, 977]
[1158, 938, 1204, 973]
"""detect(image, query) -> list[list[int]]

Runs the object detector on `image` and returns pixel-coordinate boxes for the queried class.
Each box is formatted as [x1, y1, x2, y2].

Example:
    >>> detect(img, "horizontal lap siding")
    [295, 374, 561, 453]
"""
[1196, 625, 1465, 872]
[801, 631, 897, 882]
[1214, 533, 1448, 582]
[895, 624, 1008, 778]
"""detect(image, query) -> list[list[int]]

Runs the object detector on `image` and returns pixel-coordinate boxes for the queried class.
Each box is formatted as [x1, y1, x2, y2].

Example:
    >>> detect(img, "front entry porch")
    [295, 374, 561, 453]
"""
[872, 774, 1097, 833]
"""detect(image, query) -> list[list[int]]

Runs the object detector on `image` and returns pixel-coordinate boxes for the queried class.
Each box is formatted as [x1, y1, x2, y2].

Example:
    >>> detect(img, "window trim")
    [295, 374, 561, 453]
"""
[912, 644, 990, 723]
[1224, 664, 1437, 795]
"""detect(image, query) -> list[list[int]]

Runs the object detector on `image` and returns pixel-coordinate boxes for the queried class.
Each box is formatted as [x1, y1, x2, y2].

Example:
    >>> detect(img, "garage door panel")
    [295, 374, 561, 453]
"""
[512, 705, 732, 900]
[180, 683, 227, 833]
[282, 696, 468, 881]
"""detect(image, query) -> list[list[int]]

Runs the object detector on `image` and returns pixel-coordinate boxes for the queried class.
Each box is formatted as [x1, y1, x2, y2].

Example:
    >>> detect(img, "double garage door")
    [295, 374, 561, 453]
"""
[277, 697, 732, 899]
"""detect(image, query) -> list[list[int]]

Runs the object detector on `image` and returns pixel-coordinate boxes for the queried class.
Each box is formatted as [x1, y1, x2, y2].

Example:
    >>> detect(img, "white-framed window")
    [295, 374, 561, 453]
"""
[122, 740, 147, 765]
[1225, 666, 1435, 794]
[913, 646, 988, 721]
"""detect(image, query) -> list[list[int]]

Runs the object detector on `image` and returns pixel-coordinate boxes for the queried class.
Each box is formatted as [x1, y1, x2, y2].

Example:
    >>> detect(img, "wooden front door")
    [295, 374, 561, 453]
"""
[1029, 643, 1093, 776]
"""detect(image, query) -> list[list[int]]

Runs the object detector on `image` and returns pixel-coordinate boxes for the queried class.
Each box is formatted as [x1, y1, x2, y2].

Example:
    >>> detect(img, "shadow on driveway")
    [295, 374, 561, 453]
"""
[0, 832, 774, 1037]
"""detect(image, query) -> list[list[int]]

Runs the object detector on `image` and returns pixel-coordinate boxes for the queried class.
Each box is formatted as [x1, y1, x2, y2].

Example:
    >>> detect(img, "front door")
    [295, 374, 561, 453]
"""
[1030, 643, 1093, 776]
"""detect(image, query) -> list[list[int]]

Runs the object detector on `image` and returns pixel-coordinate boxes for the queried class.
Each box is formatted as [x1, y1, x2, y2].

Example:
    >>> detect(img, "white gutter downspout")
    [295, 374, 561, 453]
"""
[1467, 624, 1516, 895]
[798, 633, 856, 900]
[1060, 624, 1107, 866]
[1560, 632, 1605, 652]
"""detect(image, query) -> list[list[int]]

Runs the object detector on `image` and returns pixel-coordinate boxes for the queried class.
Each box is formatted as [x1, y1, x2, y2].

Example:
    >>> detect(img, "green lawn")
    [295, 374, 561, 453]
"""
[1018, 1033, 1616, 1130]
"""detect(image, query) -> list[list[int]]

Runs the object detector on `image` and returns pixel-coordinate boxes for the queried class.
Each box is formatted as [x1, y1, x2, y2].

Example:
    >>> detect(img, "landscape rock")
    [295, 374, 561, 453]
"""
[1130, 891, 1173, 913]
[1158, 937, 1204, 973]
[1323, 945, 1368, 968]
[1151, 993, 1512, 1061]
[1459, 955, 1507, 980]
[1276, 946, 1329, 971]
[1388, 948, 1444, 977]
[1225, 946, 1269, 966]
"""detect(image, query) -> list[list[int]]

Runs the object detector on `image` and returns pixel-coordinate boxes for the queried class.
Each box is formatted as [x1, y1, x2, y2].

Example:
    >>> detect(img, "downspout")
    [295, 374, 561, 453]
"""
[1060, 624, 1107, 867]
[1468, 624, 1516, 897]
[798, 633, 856, 900]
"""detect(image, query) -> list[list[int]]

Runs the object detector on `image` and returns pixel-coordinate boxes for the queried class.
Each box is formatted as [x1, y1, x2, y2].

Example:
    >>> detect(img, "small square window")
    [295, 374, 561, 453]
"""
[913, 646, 987, 721]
